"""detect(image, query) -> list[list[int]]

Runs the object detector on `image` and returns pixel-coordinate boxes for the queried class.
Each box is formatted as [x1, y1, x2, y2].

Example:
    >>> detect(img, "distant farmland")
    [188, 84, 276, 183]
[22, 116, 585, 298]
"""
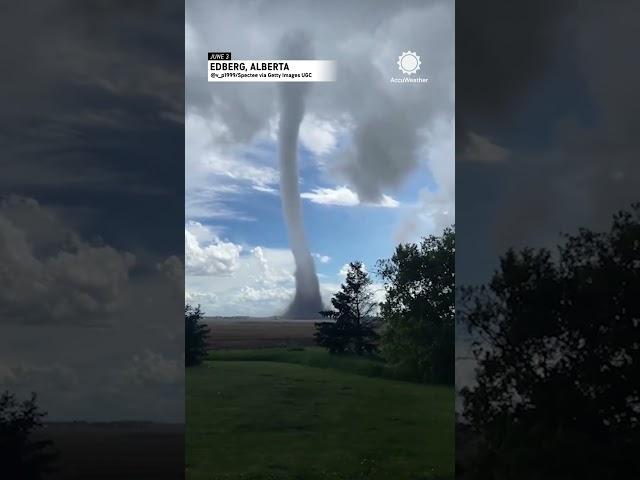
[40, 422, 184, 480]
[205, 317, 318, 350]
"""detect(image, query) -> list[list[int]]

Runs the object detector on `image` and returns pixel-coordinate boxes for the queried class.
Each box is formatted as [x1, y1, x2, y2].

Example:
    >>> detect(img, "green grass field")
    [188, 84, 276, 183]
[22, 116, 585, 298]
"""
[187, 348, 454, 480]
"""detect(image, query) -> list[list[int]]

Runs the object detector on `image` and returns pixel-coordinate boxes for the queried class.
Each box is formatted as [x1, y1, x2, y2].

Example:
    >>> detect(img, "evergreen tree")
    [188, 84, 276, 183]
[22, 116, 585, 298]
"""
[314, 261, 379, 355]
[185, 304, 210, 367]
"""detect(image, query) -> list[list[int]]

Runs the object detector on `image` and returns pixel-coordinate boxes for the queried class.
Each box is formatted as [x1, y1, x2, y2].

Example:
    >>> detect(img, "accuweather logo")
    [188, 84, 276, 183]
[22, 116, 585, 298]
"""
[397, 51, 421, 75]
[391, 50, 429, 84]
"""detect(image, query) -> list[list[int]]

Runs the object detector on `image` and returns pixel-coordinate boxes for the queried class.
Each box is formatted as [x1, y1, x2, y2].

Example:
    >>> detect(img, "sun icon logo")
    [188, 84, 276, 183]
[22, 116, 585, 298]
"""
[397, 51, 421, 75]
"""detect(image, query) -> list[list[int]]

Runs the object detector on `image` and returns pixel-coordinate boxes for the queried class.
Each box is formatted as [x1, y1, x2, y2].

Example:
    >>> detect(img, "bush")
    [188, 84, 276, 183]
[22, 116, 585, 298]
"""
[378, 227, 454, 384]
[0, 391, 57, 479]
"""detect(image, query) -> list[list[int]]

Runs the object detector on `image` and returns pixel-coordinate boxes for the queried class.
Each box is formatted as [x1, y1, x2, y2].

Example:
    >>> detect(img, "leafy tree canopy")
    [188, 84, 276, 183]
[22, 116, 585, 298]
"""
[378, 227, 455, 384]
[460, 206, 640, 478]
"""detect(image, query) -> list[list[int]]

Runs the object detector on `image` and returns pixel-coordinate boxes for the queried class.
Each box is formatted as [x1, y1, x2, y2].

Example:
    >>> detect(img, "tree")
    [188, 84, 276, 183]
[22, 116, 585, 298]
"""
[459, 205, 640, 479]
[377, 227, 455, 384]
[0, 391, 58, 479]
[314, 261, 379, 355]
[185, 304, 210, 367]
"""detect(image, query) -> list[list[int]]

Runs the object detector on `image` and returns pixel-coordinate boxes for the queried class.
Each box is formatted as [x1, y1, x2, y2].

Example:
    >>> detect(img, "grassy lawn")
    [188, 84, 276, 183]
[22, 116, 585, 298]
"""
[208, 347, 395, 379]
[187, 348, 454, 480]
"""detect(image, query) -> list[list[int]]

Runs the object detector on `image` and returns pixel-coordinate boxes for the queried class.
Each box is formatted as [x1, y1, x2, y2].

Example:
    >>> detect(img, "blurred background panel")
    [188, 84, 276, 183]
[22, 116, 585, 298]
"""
[0, 1, 184, 478]
[456, 0, 640, 478]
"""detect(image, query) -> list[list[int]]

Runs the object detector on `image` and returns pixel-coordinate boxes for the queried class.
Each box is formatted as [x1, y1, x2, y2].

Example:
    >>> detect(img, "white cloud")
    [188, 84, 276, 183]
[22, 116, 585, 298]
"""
[396, 118, 455, 242]
[202, 151, 277, 187]
[299, 114, 340, 156]
[302, 186, 358, 205]
[338, 263, 351, 277]
[237, 285, 293, 303]
[301, 186, 400, 208]
[185, 114, 277, 188]
[185, 112, 279, 221]
[312, 253, 331, 264]
[186, 184, 254, 221]
[185, 220, 218, 243]
[266, 112, 348, 160]
[186, 245, 345, 316]
[186, 245, 295, 316]
[379, 195, 400, 208]
[253, 185, 278, 194]
[395, 188, 454, 244]
[185, 222, 242, 276]
[186, 245, 389, 317]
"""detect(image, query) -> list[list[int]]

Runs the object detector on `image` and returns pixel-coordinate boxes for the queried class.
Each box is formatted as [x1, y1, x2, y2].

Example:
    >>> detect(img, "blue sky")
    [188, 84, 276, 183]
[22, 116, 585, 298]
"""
[184, 107, 453, 316]
[197, 144, 438, 273]
[185, 0, 454, 316]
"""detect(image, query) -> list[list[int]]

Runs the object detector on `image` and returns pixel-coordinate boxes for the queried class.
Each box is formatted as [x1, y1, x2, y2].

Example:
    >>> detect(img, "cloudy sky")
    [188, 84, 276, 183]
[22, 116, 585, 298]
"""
[0, 1, 184, 422]
[455, 0, 640, 398]
[185, 0, 454, 316]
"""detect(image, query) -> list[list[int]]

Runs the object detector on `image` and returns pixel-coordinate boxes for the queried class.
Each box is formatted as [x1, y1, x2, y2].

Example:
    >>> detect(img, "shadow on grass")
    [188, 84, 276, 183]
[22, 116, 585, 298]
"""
[207, 347, 426, 383]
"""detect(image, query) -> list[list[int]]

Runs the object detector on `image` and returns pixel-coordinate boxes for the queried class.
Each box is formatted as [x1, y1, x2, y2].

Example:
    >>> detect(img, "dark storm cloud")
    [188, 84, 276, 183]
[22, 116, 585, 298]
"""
[455, 0, 640, 400]
[0, 0, 183, 258]
[456, 0, 640, 284]
[0, 192, 185, 420]
[0, 1, 184, 421]
[456, 0, 575, 131]
[0, 195, 134, 326]
[186, 0, 454, 204]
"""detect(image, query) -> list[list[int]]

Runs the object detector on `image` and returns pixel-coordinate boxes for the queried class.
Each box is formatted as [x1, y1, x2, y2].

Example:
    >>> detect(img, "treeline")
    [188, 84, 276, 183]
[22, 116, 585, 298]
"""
[315, 226, 454, 385]
[185, 227, 455, 385]
[458, 205, 640, 478]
